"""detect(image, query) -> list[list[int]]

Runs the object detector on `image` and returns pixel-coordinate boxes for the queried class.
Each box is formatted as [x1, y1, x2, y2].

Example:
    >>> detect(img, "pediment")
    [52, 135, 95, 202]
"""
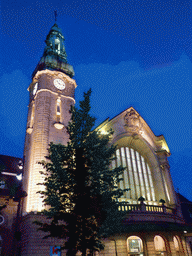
[96, 107, 170, 153]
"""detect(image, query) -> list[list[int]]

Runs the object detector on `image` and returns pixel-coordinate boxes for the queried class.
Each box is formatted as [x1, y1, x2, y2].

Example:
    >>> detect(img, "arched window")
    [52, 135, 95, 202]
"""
[30, 103, 35, 128]
[55, 38, 60, 53]
[154, 235, 167, 255]
[113, 147, 155, 204]
[56, 97, 61, 123]
[173, 236, 182, 255]
[127, 236, 144, 256]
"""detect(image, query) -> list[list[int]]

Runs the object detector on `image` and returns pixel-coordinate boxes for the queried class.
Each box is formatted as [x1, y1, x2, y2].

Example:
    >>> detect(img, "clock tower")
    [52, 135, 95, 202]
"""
[22, 23, 77, 213]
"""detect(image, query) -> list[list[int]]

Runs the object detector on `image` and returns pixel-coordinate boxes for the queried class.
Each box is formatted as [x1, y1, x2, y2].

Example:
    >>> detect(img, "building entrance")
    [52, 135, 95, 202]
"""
[127, 236, 144, 256]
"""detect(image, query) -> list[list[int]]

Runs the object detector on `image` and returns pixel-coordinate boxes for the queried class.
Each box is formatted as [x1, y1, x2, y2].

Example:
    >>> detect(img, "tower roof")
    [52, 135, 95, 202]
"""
[48, 23, 63, 35]
[32, 23, 75, 78]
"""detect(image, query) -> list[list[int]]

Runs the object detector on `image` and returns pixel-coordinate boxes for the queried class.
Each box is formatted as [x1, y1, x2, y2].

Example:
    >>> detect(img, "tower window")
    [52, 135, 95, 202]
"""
[56, 98, 61, 122]
[55, 38, 60, 53]
[30, 103, 35, 128]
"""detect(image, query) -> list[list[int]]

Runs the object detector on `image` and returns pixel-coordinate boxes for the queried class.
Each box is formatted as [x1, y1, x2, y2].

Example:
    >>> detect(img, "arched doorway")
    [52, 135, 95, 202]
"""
[154, 235, 167, 255]
[127, 236, 144, 256]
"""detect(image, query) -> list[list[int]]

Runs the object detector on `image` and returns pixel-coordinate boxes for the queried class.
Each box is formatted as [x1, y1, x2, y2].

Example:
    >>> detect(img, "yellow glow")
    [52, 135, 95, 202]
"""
[99, 129, 108, 135]
[54, 123, 64, 129]
[154, 236, 166, 251]
[173, 236, 179, 251]
[34, 70, 78, 88]
[26, 163, 46, 213]
[34, 89, 76, 103]
[26, 127, 33, 134]
[162, 141, 169, 152]
[127, 236, 143, 253]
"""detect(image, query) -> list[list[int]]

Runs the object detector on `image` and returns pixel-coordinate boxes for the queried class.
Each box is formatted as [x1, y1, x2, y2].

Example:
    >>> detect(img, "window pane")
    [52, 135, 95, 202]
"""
[126, 148, 135, 199]
[116, 149, 124, 191]
[116, 147, 155, 203]
[127, 236, 143, 253]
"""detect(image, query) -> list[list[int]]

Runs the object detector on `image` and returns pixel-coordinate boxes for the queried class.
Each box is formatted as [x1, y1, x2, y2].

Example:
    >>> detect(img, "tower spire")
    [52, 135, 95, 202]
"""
[32, 21, 75, 78]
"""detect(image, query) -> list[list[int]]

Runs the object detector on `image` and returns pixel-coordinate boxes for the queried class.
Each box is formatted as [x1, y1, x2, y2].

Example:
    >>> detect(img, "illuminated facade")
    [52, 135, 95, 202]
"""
[20, 23, 192, 256]
[96, 107, 192, 255]
[98, 107, 176, 208]
[22, 23, 77, 213]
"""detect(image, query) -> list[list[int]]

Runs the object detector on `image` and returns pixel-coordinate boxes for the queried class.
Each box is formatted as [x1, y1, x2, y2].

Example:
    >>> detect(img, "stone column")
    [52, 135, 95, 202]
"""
[167, 235, 177, 256]
[156, 151, 177, 207]
[145, 235, 156, 256]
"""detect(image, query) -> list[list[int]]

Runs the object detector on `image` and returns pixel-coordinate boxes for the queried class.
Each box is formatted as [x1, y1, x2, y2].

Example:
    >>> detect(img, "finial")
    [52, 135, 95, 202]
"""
[54, 10, 57, 23]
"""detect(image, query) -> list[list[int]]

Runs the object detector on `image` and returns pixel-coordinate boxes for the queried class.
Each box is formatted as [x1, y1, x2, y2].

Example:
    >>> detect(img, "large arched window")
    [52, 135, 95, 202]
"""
[127, 236, 144, 256]
[113, 147, 156, 204]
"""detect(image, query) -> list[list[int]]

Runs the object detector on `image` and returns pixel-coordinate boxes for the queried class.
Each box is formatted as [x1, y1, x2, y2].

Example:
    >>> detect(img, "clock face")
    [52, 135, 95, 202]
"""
[54, 79, 65, 90]
[33, 83, 38, 95]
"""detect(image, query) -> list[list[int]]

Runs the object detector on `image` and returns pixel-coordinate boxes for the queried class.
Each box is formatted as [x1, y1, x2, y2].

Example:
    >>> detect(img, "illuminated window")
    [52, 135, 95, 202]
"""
[115, 147, 156, 203]
[154, 235, 167, 255]
[55, 38, 60, 53]
[127, 236, 144, 255]
[173, 236, 180, 253]
[56, 98, 61, 122]
[30, 103, 35, 128]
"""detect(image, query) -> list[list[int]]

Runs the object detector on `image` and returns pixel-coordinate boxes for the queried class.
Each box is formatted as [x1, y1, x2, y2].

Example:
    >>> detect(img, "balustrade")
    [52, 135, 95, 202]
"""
[118, 202, 174, 214]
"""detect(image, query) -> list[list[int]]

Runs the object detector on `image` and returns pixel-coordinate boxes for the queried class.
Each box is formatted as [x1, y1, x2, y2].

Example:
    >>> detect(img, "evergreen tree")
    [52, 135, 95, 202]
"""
[36, 89, 127, 255]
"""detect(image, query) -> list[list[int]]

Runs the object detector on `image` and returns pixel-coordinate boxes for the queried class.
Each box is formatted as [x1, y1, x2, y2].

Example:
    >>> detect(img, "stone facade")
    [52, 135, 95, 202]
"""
[22, 70, 77, 213]
[20, 214, 66, 256]
[11, 23, 192, 255]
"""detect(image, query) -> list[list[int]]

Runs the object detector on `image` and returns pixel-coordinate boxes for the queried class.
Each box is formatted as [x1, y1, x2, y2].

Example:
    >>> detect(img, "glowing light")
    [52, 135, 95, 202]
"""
[26, 127, 33, 134]
[162, 141, 169, 153]
[16, 173, 22, 180]
[2, 172, 17, 176]
[98, 129, 108, 135]
[54, 123, 64, 129]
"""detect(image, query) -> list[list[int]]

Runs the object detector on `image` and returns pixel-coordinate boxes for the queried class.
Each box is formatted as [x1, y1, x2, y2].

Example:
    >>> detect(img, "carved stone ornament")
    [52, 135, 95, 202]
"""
[26, 127, 33, 134]
[124, 109, 142, 133]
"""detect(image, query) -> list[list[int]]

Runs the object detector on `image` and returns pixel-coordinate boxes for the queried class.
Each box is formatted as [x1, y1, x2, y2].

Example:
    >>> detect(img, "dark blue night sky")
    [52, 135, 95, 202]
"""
[1, 0, 192, 200]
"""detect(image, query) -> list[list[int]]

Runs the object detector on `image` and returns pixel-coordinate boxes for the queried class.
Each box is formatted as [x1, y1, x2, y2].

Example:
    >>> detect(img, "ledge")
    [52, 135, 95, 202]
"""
[54, 122, 64, 130]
